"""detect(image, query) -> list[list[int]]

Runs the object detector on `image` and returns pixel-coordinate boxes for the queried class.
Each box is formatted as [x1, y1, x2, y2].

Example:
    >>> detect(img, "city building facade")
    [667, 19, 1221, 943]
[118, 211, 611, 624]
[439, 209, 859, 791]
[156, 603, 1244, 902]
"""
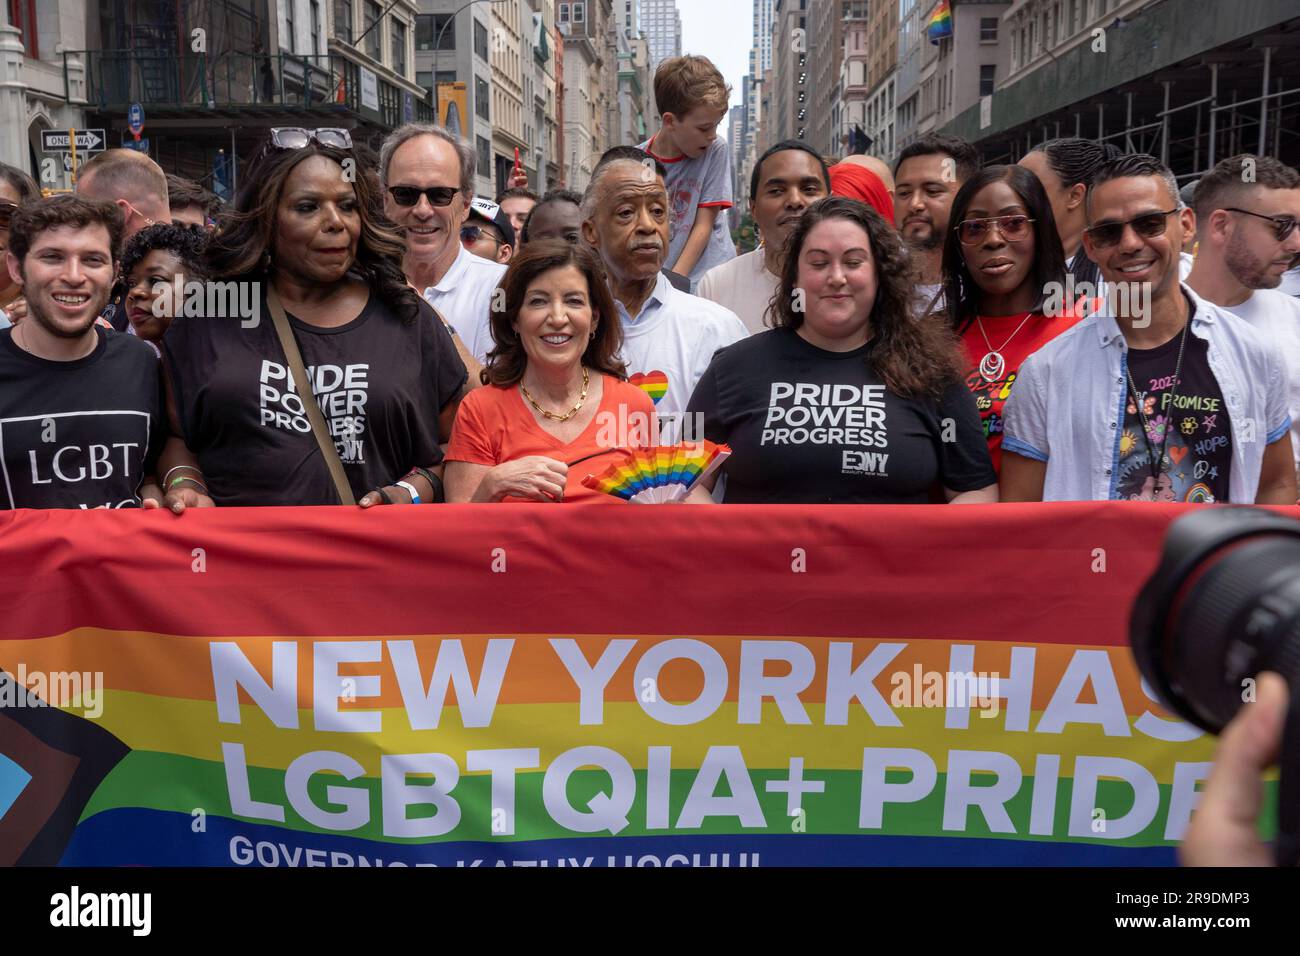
[769, 0, 808, 145]
[737, 0, 773, 207]
[640, 0, 680, 76]
[559, 0, 614, 189]
[806, 0, 843, 157]
[416, 0, 495, 199]
[834, 0, 871, 159]
[489, 0, 527, 196]
[618, 32, 651, 145]
[895, 0, 939, 153]
[929, 1, 1009, 130]
[1, 0, 92, 186]
[48, 0, 432, 199]
[941, 0, 1300, 178]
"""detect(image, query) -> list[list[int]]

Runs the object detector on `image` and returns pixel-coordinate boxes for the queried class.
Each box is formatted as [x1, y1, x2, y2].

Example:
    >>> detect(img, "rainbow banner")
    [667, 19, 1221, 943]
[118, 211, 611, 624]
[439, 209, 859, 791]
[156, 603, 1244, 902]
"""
[0, 504, 1238, 866]
[927, 0, 954, 44]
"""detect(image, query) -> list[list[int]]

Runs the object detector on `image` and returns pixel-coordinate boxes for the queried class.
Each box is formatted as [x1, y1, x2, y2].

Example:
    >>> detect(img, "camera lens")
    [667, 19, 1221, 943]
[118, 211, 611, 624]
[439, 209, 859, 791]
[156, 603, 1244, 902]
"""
[1131, 507, 1300, 731]
[1130, 506, 1300, 866]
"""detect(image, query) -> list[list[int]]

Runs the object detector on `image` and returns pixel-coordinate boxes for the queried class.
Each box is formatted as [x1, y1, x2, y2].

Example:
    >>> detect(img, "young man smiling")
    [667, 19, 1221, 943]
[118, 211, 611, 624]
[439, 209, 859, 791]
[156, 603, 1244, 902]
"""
[1001, 154, 1296, 504]
[696, 140, 831, 333]
[0, 195, 208, 510]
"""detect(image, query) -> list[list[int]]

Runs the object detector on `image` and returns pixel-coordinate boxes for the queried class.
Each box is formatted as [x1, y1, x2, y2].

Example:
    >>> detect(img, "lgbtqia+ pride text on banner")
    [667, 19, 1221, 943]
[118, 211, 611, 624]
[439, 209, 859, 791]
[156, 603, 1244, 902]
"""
[0, 504, 1242, 867]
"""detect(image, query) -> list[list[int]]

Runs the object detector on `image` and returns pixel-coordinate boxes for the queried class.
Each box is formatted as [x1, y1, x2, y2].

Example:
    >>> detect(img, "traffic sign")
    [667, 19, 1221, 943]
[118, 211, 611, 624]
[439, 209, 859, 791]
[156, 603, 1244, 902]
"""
[122, 137, 150, 153]
[41, 129, 106, 153]
[128, 103, 145, 136]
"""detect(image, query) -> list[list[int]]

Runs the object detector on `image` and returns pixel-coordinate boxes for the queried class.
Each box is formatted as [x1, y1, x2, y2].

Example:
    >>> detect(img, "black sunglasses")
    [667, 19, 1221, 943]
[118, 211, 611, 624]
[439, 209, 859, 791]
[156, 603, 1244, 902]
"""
[1085, 208, 1180, 249]
[0, 201, 15, 228]
[268, 127, 352, 150]
[1224, 207, 1300, 242]
[387, 185, 461, 208]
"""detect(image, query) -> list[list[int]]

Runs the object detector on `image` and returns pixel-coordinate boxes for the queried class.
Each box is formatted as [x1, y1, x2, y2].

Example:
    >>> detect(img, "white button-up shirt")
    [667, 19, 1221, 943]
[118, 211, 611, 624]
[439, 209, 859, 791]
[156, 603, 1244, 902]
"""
[423, 245, 508, 364]
[1002, 283, 1291, 502]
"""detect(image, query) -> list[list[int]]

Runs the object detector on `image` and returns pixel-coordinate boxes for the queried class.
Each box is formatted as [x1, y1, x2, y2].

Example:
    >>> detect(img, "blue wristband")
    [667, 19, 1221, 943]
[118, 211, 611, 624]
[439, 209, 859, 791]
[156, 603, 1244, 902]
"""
[396, 479, 421, 504]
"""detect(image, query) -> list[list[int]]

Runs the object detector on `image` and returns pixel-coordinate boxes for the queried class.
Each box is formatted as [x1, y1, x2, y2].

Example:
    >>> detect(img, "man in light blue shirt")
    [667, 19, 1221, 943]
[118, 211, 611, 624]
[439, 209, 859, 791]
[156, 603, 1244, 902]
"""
[1001, 154, 1296, 504]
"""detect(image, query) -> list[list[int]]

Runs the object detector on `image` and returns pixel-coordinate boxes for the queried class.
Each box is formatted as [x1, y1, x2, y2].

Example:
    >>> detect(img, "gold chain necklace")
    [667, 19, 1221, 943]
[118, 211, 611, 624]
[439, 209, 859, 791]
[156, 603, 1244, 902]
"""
[520, 366, 590, 422]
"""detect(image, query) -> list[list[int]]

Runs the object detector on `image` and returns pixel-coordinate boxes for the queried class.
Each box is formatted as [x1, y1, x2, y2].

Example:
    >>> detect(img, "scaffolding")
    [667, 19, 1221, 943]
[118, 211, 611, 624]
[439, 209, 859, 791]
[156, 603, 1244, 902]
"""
[971, 19, 1300, 178]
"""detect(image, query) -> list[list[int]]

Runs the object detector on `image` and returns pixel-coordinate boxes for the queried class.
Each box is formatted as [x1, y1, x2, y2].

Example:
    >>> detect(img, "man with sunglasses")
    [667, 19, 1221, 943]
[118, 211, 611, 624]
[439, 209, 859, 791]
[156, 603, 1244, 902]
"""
[461, 197, 515, 265]
[1002, 154, 1296, 505]
[1187, 155, 1300, 481]
[75, 150, 172, 332]
[379, 124, 506, 367]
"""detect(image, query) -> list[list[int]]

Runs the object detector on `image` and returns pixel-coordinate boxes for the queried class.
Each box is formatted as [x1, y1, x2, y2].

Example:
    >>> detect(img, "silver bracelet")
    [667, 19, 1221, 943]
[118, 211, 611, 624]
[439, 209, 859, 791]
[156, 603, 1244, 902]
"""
[162, 464, 204, 488]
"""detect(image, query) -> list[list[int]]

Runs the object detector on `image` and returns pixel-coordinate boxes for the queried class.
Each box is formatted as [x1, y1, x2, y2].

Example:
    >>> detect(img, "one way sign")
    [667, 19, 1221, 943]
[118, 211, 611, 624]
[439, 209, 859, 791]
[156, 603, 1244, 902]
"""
[41, 129, 106, 153]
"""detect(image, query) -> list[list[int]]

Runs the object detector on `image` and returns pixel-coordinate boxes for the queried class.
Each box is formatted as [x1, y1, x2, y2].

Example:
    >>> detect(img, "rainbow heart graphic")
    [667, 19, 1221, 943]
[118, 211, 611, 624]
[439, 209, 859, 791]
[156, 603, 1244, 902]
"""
[629, 370, 669, 405]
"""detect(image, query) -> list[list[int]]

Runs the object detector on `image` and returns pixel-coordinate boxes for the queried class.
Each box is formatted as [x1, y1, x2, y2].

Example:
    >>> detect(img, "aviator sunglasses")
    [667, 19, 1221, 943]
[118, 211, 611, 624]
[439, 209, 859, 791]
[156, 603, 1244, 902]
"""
[955, 215, 1035, 245]
[460, 224, 503, 246]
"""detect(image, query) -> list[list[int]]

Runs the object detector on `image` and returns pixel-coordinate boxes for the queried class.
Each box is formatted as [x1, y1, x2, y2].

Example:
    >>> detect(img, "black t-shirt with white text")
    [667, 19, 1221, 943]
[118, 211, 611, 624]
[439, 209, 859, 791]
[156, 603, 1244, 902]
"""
[686, 328, 996, 503]
[0, 327, 165, 509]
[163, 289, 467, 506]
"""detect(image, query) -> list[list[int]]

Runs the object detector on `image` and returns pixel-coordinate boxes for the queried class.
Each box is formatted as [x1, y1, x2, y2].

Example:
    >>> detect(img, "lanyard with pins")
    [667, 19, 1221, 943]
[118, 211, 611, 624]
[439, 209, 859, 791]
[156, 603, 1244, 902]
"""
[1125, 321, 1190, 482]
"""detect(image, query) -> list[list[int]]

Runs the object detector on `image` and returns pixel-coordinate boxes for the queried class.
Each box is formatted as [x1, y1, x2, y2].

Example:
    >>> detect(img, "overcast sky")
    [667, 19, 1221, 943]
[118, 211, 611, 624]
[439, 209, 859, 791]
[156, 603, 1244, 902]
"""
[678, 0, 752, 113]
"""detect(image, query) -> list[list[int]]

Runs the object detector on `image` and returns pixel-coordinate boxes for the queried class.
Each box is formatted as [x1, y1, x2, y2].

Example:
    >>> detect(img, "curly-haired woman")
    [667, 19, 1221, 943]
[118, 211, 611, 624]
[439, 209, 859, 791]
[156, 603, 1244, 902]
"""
[120, 222, 209, 351]
[686, 196, 997, 504]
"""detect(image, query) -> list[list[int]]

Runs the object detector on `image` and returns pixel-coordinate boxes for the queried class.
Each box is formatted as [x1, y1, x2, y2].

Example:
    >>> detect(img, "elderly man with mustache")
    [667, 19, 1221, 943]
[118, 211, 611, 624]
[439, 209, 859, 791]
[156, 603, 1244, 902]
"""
[581, 147, 748, 444]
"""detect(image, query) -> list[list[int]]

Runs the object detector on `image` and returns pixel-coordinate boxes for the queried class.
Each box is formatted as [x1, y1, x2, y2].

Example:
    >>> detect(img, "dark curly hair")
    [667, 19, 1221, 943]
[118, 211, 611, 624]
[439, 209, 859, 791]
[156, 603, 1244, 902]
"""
[482, 239, 627, 387]
[772, 196, 965, 400]
[204, 138, 418, 323]
[120, 222, 209, 284]
[940, 164, 1067, 334]
[7, 194, 124, 264]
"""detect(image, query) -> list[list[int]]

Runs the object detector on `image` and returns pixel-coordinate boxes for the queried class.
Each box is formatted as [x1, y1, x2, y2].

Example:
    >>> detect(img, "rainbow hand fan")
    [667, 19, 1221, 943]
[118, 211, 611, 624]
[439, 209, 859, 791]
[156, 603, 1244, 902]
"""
[581, 442, 731, 503]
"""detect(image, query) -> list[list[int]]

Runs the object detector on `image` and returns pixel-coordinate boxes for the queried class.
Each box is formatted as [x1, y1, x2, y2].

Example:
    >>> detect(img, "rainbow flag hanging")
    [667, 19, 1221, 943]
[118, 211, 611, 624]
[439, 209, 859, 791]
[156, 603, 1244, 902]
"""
[926, 0, 954, 44]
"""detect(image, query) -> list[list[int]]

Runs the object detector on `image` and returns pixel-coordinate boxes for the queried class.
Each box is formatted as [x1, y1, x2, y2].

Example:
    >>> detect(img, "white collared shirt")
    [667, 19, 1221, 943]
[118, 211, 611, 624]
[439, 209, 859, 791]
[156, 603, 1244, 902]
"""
[615, 272, 748, 443]
[1002, 283, 1291, 502]
[422, 244, 508, 363]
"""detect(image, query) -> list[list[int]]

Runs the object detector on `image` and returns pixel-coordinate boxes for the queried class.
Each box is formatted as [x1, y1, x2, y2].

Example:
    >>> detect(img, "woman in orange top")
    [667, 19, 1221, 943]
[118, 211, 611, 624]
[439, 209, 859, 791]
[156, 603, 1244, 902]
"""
[445, 240, 662, 503]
